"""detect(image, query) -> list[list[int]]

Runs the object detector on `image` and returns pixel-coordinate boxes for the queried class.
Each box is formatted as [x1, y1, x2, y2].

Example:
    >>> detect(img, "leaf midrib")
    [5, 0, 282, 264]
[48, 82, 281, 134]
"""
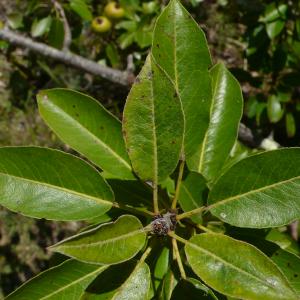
[40, 265, 107, 300]
[0, 172, 113, 206]
[209, 175, 300, 210]
[42, 99, 132, 172]
[187, 241, 282, 290]
[55, 228, 145, 249]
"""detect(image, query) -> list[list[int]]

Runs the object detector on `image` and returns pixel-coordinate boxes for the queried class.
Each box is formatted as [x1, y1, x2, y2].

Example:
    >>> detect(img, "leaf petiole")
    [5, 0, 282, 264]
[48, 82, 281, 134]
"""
[176, 206, 206, 221]
[171, 160, 185, 209]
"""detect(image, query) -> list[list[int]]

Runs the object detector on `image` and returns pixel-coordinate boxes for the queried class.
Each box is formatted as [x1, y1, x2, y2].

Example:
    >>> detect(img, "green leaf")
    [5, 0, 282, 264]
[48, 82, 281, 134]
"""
[178, 172, 207, 223]
[266, 20, 285, 39]
[123, 55, 184, 183]
[48, 18, 65, 49]
[0, 147, 113, 221]
[37, 89, 134, 180]
[81, 260, 151, 300]
[159, 269, 178, 300]
[262, 3, 288, 23]
[266, 229, 300, 257]
[185, 233, 298, 300]
[31, 16, 52, 38]
[152, 0, 212, 160]
[107, 179, 152, 209]
[7, 13, 23, 29]
[188, 63, 243, 182]
[208, 148, 300, 228]
[153, 247, 170, 290]
[51, 215, 146, 265]
[70, 0, 92, 21]
[267, 95, 283, 123]
[171, 278, 218, 300]
[6, 259, 107, 300]
[286, 113, 296, 138]
[271, 249, 300, 294]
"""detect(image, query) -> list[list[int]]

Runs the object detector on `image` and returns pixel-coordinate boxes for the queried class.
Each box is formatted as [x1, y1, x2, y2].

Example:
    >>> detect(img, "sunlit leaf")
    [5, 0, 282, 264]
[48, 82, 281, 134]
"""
[51, 215, 146, 265]
[0, 147, 113, 221]
[185, 233, 297, 300]
[208, 148, 300, 228]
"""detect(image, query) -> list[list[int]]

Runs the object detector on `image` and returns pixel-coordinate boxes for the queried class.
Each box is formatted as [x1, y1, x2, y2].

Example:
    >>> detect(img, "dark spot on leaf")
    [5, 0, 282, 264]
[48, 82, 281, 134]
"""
[158, 54, 161, 58]
[294, 274, 298, 278]
[171, 140, 176, 144]
[173, 92, 177, 98]
[156, 44, 160, 48]
[100, 126, 104, 130]
[75, 113, 79, 117]
[287, 262, 291, 267]
[72, 105, 76, 108]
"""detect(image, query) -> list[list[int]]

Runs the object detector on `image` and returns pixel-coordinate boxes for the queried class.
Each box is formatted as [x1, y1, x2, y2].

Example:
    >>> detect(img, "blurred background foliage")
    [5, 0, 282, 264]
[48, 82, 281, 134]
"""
[0, 0, 300, 297]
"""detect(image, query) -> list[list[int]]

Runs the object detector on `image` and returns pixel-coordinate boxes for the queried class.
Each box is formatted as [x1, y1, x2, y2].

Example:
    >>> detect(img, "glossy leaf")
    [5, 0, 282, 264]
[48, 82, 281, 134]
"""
[188, 63, 243, 182]
[152, 0, 212, 160]
[31, 16, 52, 37]
[81, 260, 151, 300]
[6, 259, 107, 300]
[208, 148, 300, 228]
[153, 247, 170, 290]
[271, 249, 300, 294]
[37, 89, 134, 180]
[0, 147, 113, 221]
[51, 215, 146, 265]
[159, 269, 178, 300]
[185, 233, 297, 300]
[123, 55, 184, 183]
[178, 172, 207, 223]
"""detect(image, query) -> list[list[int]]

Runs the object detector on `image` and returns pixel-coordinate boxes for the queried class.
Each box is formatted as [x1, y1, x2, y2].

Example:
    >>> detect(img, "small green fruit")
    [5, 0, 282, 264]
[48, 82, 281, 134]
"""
[92, 16, 112, 33]
[142, 2, 157, 15]
[104, 2, 125, 19]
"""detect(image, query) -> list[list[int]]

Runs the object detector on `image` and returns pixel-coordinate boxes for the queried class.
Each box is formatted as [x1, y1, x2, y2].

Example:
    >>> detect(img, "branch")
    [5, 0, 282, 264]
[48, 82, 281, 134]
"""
[0, 28, 133, 86]
[52, 0, 72, 51]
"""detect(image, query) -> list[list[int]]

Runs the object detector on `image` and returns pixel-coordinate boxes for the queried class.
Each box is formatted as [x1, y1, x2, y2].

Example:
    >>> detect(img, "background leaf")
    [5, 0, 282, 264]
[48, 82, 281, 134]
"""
[37, 89, 134, 180]
[70, 0, 92, 21]
[188, 63, 243, 183]
[6, 259, 107, 300]
[81, 260, 151, 300]
[0, 147, 113, 221]
[271, 249, 300, 294]
[123, 55, 184, 183]
[51, 215, 146, 265]
[185, 233, 297, 300]
[152, 0, 212, 161]
[171, 278, 218, 300]
[178, 172, 207, 223]
[208, 148, 300, 228]
[31, 16, 52, 38]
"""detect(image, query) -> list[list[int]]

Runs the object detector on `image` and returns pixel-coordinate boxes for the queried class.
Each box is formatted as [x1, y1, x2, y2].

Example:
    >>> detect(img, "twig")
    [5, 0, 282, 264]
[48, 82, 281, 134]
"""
[0, 28, 133, 86]
[52, 0, 72, 51]
[176, 206, 206, 221]
[172, 238, 186, 279]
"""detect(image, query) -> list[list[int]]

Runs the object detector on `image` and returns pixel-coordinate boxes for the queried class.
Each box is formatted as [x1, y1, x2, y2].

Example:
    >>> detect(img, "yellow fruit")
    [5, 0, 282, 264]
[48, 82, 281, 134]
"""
[104, 2, 125, 19]
[92, 16, 112, 33]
